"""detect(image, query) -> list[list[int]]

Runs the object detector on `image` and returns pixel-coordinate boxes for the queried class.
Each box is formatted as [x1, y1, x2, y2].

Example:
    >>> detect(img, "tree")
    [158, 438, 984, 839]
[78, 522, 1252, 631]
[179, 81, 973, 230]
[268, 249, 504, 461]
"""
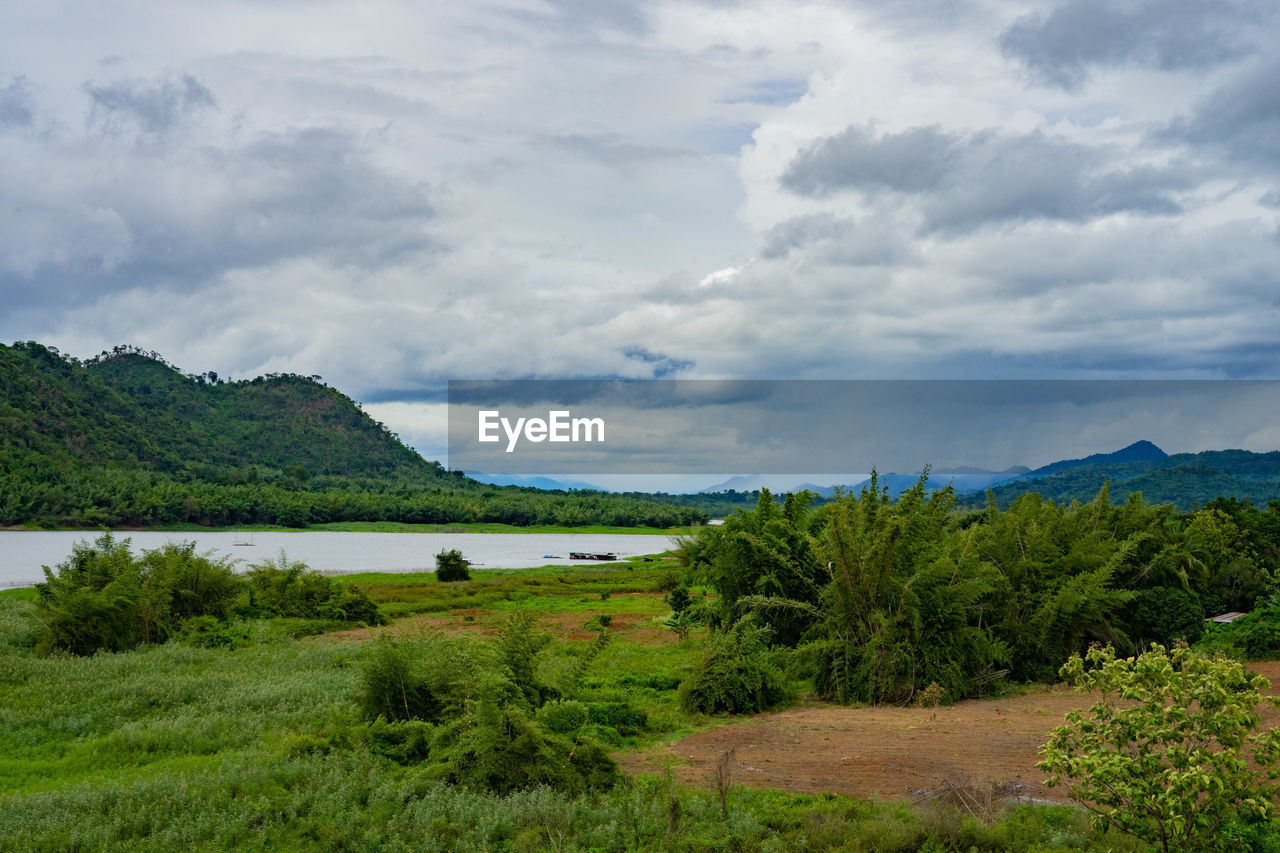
[435, 547, 471, 582]
[1037, 643, 1280, 853]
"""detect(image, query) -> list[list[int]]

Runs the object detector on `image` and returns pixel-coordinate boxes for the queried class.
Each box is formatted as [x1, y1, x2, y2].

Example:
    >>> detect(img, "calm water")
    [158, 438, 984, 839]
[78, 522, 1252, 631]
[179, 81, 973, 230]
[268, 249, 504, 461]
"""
[0, 530, 681, 587]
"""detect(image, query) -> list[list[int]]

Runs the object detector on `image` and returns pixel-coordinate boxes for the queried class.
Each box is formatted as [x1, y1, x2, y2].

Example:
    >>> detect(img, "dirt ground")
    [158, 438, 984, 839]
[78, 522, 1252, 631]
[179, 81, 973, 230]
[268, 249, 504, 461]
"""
[325, 592, 673, 645]
[621, 661, 1280, 803]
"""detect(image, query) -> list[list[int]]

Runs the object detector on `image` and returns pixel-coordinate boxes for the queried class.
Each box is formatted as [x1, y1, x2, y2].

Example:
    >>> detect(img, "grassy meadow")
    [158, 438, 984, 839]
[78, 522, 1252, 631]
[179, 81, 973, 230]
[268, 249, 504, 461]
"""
[0, 557, 1149, 852]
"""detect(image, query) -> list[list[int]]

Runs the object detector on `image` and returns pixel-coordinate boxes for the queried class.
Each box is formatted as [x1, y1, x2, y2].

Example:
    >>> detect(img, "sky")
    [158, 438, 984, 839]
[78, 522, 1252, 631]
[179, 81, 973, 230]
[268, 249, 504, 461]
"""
[3, 0, 1280, 467]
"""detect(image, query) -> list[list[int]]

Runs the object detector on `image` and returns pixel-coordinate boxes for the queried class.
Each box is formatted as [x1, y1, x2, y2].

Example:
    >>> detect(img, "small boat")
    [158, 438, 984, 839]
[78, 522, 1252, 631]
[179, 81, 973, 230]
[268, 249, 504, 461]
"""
[569, 552, 620, 561]
[543, 555, 558, 559]
[233, 533, 255, 547]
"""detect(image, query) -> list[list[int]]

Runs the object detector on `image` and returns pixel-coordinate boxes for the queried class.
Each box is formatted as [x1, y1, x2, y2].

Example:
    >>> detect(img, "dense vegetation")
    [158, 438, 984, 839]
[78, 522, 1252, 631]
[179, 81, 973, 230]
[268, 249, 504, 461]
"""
[32, 534, 383, 655]
[0, 341, 707, 529]
[957, 448, 1280, 511]
[1, 556, 1159, 852]
[681, 478, 1280, 706]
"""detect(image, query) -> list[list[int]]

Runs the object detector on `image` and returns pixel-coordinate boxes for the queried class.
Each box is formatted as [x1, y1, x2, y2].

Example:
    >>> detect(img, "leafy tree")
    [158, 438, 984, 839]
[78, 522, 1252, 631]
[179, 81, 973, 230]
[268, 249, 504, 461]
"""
[1038, 643, 1280, 853]
[435, 547, 471, 582]
[692, 488, 823, 644]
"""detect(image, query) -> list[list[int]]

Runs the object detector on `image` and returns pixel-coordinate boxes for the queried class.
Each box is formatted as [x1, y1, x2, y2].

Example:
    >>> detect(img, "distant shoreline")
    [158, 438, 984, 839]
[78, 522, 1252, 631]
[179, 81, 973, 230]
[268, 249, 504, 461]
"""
[0, 521, 703, 536]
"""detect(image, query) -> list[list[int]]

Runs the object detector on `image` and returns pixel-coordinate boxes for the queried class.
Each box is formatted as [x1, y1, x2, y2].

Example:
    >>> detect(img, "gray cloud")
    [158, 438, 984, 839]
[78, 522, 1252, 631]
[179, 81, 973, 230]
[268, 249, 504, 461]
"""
[3, 0, 1280, 455]
[0, 76, 33, 128]
[547, 132, 699, 172]
[0, 124, 433, 309]
[620, 345, 695, 378]
[1160, 58, 1280, 167]
[782, 124, 1189, 233]
[760, 213, 913, 266]
[999, 0, 1263, 90]
[85, 73, 216, 136]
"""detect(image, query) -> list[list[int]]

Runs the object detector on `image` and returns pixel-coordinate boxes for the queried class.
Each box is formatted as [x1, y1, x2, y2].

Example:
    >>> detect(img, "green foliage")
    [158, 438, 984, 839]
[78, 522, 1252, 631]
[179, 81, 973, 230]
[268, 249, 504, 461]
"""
[809, 474, 1007, 704]
[536, 699, 590, 734]
[428, 702, 620, 796]
[1197, 594, 1280, 659]
[357, 637, 443, 723]
[34, 533, 244, 655]
[0, 341, 710, 530]
[245, 550, 384, 624]
[434, 547, 471, 582]
[497, 610, 553, 706]
[1038, 643, 1280, 853]
[680, 619, 789, 715]
[1128, 586, 1204, 646]
[690, 488, 824, 645]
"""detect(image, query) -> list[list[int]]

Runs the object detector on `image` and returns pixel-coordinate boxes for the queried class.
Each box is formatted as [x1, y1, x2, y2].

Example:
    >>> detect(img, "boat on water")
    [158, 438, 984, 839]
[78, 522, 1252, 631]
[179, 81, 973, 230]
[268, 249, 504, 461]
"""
[569, 551, 620, 561]
[233, 533, 255, 547]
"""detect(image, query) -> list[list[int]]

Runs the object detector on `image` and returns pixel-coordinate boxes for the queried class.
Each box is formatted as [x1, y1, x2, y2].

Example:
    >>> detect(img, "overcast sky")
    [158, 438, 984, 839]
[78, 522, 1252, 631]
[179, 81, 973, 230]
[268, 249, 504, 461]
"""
[3, 0, 1279, 463]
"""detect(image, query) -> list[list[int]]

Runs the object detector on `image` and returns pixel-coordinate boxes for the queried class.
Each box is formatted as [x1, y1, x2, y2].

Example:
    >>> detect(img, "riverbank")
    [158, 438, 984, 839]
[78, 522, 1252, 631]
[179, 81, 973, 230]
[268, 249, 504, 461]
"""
[1, 521, 703, 535]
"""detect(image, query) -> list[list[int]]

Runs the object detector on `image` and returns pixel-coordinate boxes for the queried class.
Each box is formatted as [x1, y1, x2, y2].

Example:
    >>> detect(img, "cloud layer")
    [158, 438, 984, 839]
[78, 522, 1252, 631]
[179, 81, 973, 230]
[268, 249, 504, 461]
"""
[2, 0, 1279, 458]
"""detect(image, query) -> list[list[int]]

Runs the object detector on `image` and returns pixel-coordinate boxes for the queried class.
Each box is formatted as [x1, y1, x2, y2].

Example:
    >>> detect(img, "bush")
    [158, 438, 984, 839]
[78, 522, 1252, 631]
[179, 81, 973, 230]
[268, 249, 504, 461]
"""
[34, 533, 247, 655]
[536, 699, 589, 734]
[436, 548, 471, 582]
[357, 638, 443, 723]
[429, 702, 618, 795]
[246, 550, 384, 625]
[1196, 594, 1280, 659]
[1039, 643, 1280, 853]
[584, 701, 648, 737]
[680, 619, 790, 715]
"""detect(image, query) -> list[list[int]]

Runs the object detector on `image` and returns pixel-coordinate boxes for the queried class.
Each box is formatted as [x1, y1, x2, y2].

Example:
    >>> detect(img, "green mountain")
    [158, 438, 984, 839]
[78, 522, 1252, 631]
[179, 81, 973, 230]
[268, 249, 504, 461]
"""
[0, 342, 706, 529]
[957, 444, 1280, 511]
[1, 342, 440, 481]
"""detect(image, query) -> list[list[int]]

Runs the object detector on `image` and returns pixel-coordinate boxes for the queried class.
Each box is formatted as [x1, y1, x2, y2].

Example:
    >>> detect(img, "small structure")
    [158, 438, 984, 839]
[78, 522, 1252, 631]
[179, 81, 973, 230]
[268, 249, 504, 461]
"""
[1206, 611, 1248, 624]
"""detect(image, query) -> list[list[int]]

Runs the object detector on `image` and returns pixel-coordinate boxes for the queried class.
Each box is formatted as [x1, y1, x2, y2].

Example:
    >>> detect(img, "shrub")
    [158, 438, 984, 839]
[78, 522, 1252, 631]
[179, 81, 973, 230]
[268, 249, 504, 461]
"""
[680, 619, 790, 715]
[536, 699, 589, 734]
[1039, 643, 1280, 853]
[34, 533, 247, 655]
[1196, 594, 1280, 659]
[357, 638, 443, 723]
[429, 702, 618, 795]
[584, 700, 647, 736]
[246, 550, 384, 625]
[436, 548, 471, 582]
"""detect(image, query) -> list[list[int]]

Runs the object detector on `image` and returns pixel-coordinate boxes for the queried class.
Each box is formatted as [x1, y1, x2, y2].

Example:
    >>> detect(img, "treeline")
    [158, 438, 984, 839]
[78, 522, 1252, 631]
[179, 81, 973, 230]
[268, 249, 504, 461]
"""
[681, 476, 1280, 706]
[0, 466, 707, 528]
[0, 341, 709, 528]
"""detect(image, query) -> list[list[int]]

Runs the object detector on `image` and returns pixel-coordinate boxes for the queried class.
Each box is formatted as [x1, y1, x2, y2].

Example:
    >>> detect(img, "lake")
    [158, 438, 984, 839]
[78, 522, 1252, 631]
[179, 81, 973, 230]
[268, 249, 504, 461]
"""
[0, 530, 682, 587]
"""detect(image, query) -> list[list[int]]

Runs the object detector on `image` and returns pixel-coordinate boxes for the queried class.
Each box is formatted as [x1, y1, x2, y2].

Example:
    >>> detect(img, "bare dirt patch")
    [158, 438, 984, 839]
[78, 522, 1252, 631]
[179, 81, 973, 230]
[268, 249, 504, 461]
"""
[622, 661, 1280, 803]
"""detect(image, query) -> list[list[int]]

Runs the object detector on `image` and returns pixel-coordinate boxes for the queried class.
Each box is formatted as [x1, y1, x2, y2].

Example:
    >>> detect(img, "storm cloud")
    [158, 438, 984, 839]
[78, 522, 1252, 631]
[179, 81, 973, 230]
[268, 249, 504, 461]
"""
[999, 0, 1268, 89]
[781, 124, 1190, 233]
[0, 0, 1278, 466]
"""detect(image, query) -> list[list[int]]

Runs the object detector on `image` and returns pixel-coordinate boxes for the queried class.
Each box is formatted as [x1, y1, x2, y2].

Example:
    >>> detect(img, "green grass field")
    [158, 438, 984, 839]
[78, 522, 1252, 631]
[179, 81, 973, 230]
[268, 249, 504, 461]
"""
[0, 562, 1149, 852]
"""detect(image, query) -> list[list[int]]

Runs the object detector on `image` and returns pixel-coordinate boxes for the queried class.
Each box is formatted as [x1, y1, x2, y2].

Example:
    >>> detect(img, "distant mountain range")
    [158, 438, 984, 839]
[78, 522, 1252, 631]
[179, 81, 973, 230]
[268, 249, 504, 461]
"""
[694, 441, 1280, 511]
[465, 473, 606, 491]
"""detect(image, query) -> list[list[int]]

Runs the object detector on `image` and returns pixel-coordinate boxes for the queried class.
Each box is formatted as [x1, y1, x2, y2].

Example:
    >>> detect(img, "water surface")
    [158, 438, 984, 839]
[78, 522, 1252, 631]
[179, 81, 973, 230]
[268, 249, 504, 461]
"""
[0, 530, 680, 587]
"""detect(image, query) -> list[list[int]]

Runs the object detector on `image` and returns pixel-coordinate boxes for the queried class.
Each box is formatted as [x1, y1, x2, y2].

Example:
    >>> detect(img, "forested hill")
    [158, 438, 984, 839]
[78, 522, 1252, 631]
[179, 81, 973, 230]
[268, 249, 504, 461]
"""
[956, 446, 1280, 511]
[1, 342, 441, 481]
[0, 342, 707, 529]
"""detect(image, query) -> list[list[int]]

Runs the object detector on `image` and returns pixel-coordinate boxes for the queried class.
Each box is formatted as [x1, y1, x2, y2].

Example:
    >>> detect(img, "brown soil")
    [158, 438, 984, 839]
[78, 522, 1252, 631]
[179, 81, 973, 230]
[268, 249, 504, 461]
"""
[621, 661, 1280, 803]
